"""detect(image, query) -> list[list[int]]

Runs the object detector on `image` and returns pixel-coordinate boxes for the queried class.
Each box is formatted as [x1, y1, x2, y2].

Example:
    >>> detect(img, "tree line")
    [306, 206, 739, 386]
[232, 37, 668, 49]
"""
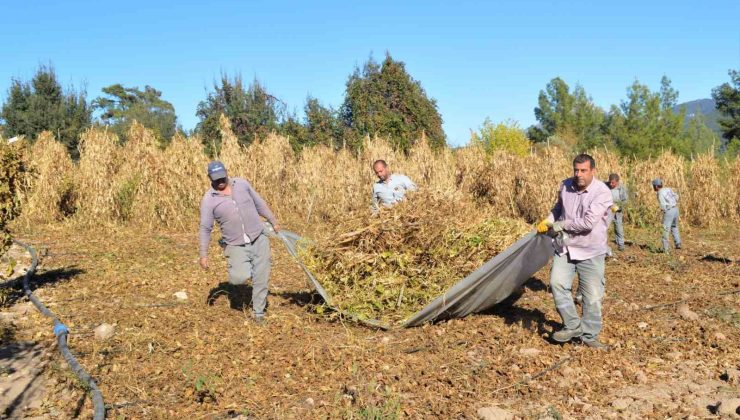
[1, 56, 738, 158]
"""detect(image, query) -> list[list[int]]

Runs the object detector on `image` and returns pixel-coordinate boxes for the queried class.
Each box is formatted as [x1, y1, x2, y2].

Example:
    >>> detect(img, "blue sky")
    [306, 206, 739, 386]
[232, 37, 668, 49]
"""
[1, 0, 738, 146]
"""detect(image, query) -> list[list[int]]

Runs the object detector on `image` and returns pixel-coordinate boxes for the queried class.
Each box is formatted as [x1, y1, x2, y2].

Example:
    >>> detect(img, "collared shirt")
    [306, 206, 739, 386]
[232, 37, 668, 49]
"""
[609, 183, 628, 207]
[372, 174, 417, 208]
[657, 187, 679, 211]
[547, 177, 613, 260]
[199, 177, 277, 258]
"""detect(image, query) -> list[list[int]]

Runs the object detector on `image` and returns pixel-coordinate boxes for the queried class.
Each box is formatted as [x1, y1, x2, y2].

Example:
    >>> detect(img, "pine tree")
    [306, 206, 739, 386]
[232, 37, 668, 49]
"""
[340, 54, 445, 152]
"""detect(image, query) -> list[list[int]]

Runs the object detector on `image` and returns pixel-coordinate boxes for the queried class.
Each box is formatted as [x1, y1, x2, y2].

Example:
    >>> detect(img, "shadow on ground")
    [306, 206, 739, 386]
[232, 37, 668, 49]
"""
[206, 282, 253, 311]
[0, 266, 84, 309]
[478, 277, 561, 339]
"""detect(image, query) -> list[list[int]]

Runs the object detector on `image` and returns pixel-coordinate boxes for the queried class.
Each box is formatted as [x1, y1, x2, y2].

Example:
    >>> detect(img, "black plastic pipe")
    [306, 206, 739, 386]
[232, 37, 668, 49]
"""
[13, 239, 106, 419]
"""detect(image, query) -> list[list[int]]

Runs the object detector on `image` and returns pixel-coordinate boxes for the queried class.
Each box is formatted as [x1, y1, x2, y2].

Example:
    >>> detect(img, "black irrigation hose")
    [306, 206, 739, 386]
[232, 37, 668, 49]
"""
[13, 239, 106, 420]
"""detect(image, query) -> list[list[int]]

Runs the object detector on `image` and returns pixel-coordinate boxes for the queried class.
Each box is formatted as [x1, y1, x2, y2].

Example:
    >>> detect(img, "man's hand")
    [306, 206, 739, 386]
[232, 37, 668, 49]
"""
[536, 220, 551, 234]
[551, 222, 564, 233]
[199, 257, 209, 270]
[272, 223, 281, 233]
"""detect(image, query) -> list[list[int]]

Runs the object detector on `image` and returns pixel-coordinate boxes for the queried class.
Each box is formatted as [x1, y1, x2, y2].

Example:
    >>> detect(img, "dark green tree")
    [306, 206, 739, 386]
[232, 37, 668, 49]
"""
[533, 77, 606, 150]
[340, 54, 445, 151]
[196, 74, 284, 154]
[677, 112, 720, 156]
[607, 77, 685, 158]
[303, 96, 344, 148]
[0, 65, 91, 157]
[279, 112, 309, 151]
[93, 84, 178, 145]
[711, 69, 740, 155]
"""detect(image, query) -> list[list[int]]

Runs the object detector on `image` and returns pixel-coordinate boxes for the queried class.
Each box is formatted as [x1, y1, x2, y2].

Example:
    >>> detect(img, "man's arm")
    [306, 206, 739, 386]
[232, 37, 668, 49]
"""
[199, 198, 214, 267]
[245, 181, 278, 228]
[560, 189, 613, 234]
[403, 175, 417, 192]
[620, 185, 629, 204]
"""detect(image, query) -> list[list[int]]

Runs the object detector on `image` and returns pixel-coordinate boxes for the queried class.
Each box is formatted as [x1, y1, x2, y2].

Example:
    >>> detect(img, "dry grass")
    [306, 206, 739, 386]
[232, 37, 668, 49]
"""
[13, 122, 739, 232]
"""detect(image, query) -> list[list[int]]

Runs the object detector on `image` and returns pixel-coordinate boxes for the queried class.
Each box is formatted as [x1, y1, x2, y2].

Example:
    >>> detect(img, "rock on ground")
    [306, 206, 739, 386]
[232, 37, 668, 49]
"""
[94, 323, 115, 341]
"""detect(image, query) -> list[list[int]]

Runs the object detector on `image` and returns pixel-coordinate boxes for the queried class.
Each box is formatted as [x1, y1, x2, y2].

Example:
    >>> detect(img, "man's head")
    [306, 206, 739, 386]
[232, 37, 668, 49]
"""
[572, 154, 596, 191]
[373, 159, 390, 182]
[652, 178, 663, 192]
[207, 161, 229, 191]
[608, 173, 620, 189]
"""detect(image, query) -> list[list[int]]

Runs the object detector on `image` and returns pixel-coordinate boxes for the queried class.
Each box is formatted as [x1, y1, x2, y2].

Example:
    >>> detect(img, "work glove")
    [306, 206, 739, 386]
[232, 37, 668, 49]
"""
[536, 220, 551, 234]
[551, 222, 564, 233]
[610, 204, 620, 213]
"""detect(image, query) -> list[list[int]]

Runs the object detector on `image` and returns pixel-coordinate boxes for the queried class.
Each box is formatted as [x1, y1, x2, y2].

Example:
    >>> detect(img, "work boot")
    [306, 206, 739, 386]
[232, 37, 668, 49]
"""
[581, 338, 609, 351]
[675, 244, 682, 250]
[552, 326, 583, 343]
[253, 314, 266, 326]
[618, 245, 625, 252]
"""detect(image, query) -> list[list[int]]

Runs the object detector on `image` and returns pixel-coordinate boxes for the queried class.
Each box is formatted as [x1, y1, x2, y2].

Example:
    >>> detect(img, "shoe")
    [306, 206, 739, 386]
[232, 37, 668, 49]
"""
[552, 327, 583, 343]
[618, 246, 625, 252]
[581, 338, 609, 351]
[675, 244, 682, 250]
[253, 314, 266, 325]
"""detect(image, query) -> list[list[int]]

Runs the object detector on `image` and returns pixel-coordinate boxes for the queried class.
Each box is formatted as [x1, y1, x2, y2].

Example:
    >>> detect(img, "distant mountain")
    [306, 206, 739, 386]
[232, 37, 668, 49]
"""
[674, 98, 722, 134]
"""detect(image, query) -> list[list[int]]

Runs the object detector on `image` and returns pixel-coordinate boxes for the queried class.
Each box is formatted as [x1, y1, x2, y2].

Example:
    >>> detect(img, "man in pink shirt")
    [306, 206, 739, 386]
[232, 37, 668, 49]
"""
[536, 154, 613, 350]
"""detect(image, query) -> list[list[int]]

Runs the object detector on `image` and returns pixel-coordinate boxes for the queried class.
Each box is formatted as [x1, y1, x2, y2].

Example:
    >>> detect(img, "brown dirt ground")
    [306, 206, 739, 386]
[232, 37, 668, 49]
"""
[3, 223, 739, 419]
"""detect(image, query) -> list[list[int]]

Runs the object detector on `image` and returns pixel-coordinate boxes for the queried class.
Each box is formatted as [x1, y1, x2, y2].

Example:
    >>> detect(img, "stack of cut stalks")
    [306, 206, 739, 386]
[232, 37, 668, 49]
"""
[299, 192, 531, 325]
[0, 140, 25, 257]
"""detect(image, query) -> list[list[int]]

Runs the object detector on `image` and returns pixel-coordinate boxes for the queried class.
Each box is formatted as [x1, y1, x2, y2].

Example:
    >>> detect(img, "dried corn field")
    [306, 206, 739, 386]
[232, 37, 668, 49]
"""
[2, 124, 740, 419]
[13, 122, 740, 232]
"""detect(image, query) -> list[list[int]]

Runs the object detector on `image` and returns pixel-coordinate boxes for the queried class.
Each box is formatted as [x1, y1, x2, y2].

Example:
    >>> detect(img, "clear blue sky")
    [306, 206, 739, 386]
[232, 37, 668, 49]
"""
[1, 0, 738, 146]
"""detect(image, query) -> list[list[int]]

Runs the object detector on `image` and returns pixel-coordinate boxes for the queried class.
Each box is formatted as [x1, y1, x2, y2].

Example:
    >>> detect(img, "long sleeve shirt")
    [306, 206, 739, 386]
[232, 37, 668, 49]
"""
[656, 187, 679, 212]
[610, 184, 628, 208]
[199, 177, 278, 258]
[547, 177, 613, 260]
[372, 174, 417, 209]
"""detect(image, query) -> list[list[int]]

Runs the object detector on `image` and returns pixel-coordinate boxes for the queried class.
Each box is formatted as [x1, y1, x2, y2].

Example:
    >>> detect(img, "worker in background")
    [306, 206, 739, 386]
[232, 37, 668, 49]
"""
[606, 173, 628, 252]
[652, 178, 681, 253]
[371, 159, 417, 210]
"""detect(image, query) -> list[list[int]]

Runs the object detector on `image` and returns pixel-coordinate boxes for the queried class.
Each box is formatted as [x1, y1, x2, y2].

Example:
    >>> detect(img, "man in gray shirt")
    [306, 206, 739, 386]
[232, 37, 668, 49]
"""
[652, 178, 681, 253]
[199, 161, 280, 324]
[372, 159, 417, 210]
[607, 173, 628, 252]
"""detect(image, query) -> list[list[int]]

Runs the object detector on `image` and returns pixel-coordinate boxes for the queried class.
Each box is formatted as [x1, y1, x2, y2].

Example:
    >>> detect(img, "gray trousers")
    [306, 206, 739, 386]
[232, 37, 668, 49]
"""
[661, 207, 681, 251]
[550, 253, 606, 341]
[223, 234, 272, 316]
[607, 211, 625, 248]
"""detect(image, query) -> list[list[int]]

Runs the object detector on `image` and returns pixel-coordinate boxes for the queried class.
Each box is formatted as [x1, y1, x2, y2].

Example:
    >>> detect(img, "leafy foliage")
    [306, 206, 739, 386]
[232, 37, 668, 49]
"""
[196, 74, 285, 154]
[0, 65, 91, 157]
[533, 77, 606, 150]
[712, 69, 740, 156]
[607, 77, 686, 158]
[470, 119, 531, 156]
[93, 84, 178, 145]
[340, 54, 445, 152]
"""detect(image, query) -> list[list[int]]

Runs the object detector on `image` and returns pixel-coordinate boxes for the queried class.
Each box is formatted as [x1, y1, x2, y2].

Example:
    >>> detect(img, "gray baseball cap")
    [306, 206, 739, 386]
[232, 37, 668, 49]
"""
[651, 178, 662, 187]
[207, 161, 228, 181]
